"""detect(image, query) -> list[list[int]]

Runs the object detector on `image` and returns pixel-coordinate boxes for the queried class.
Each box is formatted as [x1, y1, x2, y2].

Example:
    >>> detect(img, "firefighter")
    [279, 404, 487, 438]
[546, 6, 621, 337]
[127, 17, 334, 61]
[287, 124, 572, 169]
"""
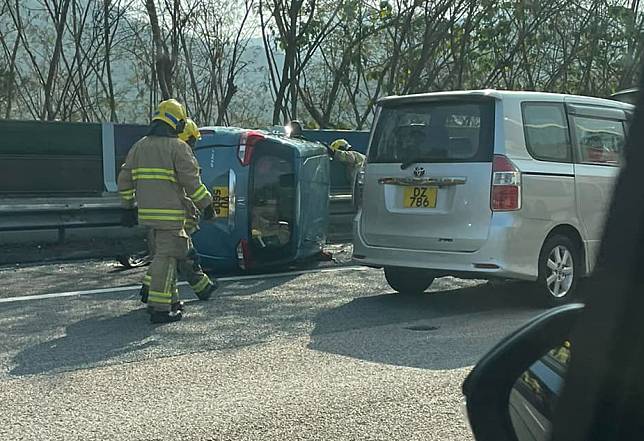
[178, 118, 202, 235]
[118, 100, 217, 323]
[140, 118, 207, 302]
[328, 138, 366, 187]
[179, 118, 201, 149]
[175, 117, 219, 299]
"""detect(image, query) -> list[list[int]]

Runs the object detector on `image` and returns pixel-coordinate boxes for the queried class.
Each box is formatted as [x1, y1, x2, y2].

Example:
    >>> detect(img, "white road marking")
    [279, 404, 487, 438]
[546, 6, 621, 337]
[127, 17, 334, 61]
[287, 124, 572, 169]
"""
[0, 266, 371, 304]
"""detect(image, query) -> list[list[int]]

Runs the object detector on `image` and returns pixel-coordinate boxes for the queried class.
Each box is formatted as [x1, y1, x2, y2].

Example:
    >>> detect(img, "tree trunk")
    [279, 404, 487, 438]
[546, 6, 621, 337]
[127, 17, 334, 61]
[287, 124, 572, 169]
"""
[104, 0, 117, 121]
[145, 0, 172, 100]
[4, 14, 21, 119]
[42, 0, 72, 120]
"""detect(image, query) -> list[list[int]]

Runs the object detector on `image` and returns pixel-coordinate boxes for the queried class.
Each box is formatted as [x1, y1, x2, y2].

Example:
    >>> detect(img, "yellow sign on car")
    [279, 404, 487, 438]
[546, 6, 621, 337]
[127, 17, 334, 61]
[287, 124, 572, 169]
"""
[403, 186, 437, 208]
[212, 186, 229, 218]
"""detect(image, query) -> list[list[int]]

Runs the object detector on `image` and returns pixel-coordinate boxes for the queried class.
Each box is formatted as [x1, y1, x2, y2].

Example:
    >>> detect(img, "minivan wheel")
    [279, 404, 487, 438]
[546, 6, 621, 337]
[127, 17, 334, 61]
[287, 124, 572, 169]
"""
[384, 267, 435, 295]
[536, 235, 580, 306]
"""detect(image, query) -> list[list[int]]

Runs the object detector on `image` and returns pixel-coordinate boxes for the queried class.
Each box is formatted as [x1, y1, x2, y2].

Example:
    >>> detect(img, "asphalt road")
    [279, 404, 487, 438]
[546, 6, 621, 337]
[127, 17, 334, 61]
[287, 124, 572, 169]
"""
[0, 259, 546, 441]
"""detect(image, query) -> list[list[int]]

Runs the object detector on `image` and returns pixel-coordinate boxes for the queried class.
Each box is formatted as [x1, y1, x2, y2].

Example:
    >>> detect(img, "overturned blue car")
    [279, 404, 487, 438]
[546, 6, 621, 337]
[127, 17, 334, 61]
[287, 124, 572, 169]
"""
[192, 128, 330, 272]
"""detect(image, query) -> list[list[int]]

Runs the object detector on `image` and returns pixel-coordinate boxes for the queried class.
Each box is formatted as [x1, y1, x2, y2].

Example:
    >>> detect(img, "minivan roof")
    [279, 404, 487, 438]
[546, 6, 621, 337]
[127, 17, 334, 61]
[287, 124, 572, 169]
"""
[378, 89, 635, 110]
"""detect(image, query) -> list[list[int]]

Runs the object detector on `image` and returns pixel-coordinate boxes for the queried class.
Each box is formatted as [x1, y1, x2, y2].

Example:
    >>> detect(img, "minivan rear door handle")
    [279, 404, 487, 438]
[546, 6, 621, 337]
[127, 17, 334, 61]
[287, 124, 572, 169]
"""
[377, 177, 467, 187]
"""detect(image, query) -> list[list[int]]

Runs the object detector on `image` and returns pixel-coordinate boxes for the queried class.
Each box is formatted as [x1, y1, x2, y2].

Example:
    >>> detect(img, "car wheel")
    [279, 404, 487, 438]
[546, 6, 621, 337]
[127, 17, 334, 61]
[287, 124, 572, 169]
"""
[384, 266, 435, 294]
[535, 235, 580, 306]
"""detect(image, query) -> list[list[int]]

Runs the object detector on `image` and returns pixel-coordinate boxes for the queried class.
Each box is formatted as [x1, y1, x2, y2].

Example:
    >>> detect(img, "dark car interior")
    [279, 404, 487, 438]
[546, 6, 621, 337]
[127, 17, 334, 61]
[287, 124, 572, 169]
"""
[249, 145, 296, 262]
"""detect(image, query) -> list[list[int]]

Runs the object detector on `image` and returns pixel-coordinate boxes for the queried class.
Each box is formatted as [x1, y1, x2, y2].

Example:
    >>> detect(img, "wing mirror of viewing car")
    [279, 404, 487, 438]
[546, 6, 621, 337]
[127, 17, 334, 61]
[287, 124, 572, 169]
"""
[462, 303, 584, 441]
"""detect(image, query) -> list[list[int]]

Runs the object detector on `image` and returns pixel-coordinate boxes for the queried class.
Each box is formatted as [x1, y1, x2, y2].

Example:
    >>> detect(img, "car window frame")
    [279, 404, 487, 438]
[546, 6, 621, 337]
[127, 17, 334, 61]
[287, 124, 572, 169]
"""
[521, 101, 574, 164]
[567, 113, 627, 168]
[247, 141, 297, 260]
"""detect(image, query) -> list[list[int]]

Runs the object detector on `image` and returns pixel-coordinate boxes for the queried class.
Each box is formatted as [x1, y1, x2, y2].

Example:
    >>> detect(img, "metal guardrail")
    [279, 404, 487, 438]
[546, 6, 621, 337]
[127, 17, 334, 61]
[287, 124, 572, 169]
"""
[0, 196, 123, 244]
[0, 193, 355, 242]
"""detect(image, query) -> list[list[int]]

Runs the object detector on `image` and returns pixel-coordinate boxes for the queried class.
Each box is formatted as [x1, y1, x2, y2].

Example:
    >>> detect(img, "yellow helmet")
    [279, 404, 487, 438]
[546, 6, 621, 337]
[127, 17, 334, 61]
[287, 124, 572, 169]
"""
[330, 139, 351, 152]
[152, 99, 187, 131]
[179, 118, 201, 143]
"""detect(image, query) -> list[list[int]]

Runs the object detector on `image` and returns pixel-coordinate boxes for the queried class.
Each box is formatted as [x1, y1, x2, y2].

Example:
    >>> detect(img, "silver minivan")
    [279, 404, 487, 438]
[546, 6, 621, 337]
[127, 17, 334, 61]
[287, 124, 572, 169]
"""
[353, 90, 633, 305]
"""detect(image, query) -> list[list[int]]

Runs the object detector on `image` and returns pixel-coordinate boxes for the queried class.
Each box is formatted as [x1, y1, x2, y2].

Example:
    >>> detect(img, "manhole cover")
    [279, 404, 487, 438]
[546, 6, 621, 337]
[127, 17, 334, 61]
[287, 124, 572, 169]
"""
[405, 324, 439, 331]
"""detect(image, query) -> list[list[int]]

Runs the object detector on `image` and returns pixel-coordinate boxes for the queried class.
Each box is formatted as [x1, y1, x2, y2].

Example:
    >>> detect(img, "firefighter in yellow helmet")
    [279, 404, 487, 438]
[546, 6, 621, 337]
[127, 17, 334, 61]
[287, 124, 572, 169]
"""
[328, 139, 366, 187]
[179, 118, 202, 234]
[117, 100, 218, 323]
[179, 118, 201, 148]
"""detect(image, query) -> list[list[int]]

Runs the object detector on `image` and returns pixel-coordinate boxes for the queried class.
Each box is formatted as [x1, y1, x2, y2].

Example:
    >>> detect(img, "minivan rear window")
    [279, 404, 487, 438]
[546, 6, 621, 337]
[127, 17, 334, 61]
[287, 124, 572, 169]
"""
[369, 100, 495, 163]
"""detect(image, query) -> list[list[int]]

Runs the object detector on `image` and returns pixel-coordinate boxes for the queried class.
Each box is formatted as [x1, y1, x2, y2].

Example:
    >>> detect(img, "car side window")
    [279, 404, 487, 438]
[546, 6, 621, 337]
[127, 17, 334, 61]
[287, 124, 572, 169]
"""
[573, 116, 625, 166]
[522, 103, 572, 163]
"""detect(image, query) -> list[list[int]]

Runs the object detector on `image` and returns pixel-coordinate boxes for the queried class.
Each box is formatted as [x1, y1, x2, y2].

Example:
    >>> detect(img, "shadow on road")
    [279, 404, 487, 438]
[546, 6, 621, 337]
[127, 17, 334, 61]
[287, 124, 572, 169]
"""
[307, 280, 544, 371]
[9, 308, 154, 376]
[5, 275, 297, 377]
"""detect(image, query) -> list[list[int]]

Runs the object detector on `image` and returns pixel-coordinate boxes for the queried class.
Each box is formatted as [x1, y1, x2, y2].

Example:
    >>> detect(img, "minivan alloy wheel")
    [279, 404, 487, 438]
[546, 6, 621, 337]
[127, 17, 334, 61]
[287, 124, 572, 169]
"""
[546, 245, 574, 298]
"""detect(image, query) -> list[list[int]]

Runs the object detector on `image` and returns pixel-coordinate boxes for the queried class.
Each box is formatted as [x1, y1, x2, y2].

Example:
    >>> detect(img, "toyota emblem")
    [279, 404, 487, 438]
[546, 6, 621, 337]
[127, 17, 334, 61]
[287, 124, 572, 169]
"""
[413, 166, 425, 177]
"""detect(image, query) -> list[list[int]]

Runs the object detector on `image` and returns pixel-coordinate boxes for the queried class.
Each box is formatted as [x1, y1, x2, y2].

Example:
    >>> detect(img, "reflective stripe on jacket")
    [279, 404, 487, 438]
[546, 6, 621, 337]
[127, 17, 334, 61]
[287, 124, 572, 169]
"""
[117, 135, 212, 229]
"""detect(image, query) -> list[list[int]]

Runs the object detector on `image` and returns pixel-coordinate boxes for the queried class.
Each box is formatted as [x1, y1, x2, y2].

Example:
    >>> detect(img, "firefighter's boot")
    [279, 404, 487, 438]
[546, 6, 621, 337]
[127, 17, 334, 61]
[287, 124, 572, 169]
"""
[196, 278, 219, 301]
[146, 301, 183, 315]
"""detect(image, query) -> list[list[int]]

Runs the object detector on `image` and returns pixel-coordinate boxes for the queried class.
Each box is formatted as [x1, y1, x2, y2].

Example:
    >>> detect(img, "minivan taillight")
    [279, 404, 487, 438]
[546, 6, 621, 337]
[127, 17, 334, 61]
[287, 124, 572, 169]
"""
[238, 131, 265, 166]
[491, 155, 521, 211]
[236, 239, 252, 270]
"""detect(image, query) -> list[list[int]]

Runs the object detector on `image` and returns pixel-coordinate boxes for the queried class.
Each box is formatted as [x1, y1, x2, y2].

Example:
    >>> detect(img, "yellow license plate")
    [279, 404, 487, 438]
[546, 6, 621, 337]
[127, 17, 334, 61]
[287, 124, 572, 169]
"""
[212, 186, 229, 218]
[403, 186, 437, 208]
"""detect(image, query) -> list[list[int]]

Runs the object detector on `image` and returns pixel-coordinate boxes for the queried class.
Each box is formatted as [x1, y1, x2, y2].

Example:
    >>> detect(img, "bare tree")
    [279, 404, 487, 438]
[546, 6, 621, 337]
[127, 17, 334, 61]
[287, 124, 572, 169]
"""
[0, 0, 22, 118]
[144, 0, 183, 100]
[104, 0, 118, 121]
[178, 0, 255, 125]
[3, 0, 643, 126]
[41, 0, 73, 120]
[297, 0, 390, 128]
[260, 0, 343, 125]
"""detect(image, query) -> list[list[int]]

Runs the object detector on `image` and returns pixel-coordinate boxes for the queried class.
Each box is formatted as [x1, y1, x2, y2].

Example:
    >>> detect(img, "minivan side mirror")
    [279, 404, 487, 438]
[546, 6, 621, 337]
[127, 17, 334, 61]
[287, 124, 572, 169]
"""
[462, 303, 584, 441]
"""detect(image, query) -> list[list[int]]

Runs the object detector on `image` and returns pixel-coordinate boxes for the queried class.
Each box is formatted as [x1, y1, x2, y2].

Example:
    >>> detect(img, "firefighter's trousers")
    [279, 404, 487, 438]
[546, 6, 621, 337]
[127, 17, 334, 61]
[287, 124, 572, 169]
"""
[143, 229, 213, 311]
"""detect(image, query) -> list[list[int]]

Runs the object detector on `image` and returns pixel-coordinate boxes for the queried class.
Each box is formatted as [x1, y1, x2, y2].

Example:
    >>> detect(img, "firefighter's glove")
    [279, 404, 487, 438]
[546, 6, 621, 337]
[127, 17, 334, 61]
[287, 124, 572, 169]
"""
[202, 204, 216, 221]
[121, 208, 138, 227]
[252, 229, 266, 248]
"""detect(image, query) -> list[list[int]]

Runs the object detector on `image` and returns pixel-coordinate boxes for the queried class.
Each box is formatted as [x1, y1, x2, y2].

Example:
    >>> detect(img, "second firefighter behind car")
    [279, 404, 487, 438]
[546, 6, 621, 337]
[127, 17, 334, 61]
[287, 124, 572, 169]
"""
[328, 138, 366, 190]
[117, 99, 218, 324]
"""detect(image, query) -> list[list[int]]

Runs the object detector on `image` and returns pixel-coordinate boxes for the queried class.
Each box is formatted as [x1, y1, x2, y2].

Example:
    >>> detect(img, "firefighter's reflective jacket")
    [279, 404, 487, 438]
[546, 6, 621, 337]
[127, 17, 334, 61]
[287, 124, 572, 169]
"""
[334, 149, 366, 184]
[117, 135, 212, 230]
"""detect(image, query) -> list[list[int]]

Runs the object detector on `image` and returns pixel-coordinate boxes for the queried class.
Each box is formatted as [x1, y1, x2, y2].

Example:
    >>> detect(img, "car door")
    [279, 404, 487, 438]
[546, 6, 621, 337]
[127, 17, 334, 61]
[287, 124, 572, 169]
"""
[294, 148, 330, 259]
[566, 103, 627, 267]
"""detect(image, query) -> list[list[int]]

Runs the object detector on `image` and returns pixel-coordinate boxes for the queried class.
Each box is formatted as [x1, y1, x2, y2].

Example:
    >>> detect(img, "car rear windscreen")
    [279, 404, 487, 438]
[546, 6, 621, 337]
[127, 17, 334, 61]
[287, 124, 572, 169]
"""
[369, 99, 495, 163]
[249, 146, 296, 260]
